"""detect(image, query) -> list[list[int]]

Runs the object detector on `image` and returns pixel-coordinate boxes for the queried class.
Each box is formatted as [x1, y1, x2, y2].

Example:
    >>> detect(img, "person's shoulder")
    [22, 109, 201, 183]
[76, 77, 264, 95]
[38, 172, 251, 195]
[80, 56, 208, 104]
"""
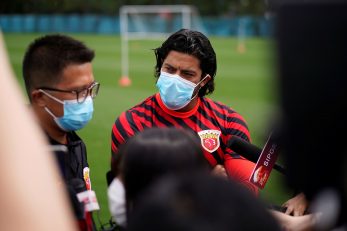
[126, 94, 156, 111]
[114, 94, 156, 122]
[202, 97, 238, 114]
[133, 94, 156, 107]
[46, 132, 82, 146]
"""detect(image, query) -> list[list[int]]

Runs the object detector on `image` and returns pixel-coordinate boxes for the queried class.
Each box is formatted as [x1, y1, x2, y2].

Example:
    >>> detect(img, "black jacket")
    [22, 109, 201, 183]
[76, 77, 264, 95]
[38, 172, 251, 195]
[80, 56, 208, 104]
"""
[49, 131, 89, 182]
[48, 132, 96, 231]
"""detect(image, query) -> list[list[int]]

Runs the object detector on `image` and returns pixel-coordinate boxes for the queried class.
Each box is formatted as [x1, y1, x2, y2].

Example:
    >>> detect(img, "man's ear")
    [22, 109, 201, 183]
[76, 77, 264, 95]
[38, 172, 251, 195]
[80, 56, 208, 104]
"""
[31, 90, 46, 107]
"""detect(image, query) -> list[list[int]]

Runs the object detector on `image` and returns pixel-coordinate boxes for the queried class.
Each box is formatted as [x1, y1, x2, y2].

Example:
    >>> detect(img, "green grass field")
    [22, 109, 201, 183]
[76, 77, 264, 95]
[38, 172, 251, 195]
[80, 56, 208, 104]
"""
[4, 33, 292, 224]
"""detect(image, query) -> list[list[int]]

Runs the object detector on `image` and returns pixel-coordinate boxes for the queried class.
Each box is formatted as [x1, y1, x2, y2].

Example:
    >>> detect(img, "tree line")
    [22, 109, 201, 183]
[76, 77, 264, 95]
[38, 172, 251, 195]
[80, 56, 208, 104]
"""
[0, 0, 267, 16]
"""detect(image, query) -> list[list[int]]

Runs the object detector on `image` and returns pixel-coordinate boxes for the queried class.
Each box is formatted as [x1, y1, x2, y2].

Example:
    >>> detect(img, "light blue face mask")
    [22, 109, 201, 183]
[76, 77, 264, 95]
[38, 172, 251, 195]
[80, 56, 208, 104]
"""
[40, 90, 94, 131]
[156, 71, 207, 110]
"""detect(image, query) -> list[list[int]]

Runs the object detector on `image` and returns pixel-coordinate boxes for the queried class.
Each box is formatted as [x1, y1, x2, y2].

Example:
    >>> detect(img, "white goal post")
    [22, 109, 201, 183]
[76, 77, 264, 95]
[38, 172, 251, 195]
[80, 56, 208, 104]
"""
[119, 5, 205, 86]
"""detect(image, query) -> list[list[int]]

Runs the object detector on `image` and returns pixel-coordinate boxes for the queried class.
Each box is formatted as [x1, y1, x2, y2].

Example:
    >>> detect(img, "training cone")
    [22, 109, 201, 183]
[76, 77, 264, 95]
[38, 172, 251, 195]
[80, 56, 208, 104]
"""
[119, 76, 132, 87]
[236, 43, 246, 54]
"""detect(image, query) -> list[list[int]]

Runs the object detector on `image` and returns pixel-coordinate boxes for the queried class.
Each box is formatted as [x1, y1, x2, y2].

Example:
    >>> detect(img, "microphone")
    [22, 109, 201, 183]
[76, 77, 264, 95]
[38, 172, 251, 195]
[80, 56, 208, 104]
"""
[228, 136, 287, 175]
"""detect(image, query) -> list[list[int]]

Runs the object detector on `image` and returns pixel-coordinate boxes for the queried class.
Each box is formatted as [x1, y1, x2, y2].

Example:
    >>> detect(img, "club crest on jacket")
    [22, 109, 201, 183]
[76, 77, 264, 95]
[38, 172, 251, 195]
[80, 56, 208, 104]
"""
[198, 130, 221, 153]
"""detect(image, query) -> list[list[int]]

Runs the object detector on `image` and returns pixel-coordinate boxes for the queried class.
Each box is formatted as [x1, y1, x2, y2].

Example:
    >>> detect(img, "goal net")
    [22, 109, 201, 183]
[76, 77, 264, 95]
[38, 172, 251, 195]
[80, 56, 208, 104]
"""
[119, 5, 205, 86]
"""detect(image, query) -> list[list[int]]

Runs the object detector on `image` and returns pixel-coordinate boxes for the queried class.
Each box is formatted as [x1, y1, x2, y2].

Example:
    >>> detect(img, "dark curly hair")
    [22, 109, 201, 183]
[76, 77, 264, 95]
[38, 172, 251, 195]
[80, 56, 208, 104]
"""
[154, 29, 217, 97]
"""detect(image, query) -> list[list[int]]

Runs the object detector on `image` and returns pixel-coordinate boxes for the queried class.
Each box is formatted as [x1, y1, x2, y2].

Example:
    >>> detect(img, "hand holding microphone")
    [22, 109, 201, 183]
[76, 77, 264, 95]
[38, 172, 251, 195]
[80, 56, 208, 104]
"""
[228, 135, 310, 216]
[211, 164, 228, 179]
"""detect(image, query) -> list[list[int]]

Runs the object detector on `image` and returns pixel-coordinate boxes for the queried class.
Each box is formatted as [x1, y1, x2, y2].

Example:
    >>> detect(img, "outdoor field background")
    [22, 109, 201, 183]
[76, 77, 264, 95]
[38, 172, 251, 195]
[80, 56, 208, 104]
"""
[3, 33, 292, 223]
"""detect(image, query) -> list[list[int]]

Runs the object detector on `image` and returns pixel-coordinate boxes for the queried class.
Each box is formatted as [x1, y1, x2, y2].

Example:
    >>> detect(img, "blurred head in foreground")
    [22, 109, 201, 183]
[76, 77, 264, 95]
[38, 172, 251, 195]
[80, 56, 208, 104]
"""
[117, 127, 209, 211]
[127, 172, 281, 231]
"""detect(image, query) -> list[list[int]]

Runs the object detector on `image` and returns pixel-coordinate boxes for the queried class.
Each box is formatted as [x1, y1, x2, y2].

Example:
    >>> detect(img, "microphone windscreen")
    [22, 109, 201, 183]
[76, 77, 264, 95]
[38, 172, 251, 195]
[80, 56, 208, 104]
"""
[228, 136, 262, 163]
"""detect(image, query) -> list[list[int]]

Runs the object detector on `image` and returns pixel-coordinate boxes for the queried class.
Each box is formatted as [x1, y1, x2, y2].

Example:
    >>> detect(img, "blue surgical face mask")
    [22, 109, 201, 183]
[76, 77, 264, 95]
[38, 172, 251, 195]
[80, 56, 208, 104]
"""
[156, 71, 207, 110]
[39, 90, 94, 131]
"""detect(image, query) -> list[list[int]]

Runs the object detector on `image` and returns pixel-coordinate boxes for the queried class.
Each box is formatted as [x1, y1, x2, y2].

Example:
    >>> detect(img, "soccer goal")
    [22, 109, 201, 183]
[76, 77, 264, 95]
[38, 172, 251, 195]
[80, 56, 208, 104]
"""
[119, 5, 205, 86]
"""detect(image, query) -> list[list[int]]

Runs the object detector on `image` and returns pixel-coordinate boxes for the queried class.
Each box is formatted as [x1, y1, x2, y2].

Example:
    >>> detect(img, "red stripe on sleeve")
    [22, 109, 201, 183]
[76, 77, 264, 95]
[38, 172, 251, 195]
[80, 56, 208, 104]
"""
[111, 112, 135, 153]
[111, 125, 125, 153]
[229, 113, 251, 140]
[119, 111, 135, 136]
[111, 141, 117, 153]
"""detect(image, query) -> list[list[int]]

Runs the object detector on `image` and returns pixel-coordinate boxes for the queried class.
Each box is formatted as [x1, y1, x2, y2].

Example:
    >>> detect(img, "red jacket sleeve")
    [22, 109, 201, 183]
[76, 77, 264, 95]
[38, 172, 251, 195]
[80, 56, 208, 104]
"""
[224, 156, 258, 196]
[111, 111, 139, 176]
[223, 111, 258, 195]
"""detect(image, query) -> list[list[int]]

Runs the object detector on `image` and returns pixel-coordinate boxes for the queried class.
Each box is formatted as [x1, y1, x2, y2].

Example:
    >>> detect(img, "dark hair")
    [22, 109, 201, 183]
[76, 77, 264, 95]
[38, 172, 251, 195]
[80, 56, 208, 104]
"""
[154, 29, 217, 97]
[22, 34, 95, 101]
[118, 127, 208, 210]
[128, 173, 281, 231]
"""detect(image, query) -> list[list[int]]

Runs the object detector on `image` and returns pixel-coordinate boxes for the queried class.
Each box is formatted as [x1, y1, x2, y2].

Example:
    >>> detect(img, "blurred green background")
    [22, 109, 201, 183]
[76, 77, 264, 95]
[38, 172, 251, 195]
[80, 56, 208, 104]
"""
[3, 33, 292, 223]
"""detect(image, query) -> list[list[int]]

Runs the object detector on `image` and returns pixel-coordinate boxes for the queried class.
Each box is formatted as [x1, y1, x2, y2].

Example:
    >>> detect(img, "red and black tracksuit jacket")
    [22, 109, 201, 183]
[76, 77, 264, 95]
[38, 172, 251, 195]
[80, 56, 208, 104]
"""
[111, 93, 258, 194]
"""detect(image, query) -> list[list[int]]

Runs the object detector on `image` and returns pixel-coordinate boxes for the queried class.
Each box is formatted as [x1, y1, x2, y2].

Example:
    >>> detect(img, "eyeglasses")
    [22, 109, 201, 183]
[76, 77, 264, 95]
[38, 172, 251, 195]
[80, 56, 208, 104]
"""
[39, 82, 100, 104]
